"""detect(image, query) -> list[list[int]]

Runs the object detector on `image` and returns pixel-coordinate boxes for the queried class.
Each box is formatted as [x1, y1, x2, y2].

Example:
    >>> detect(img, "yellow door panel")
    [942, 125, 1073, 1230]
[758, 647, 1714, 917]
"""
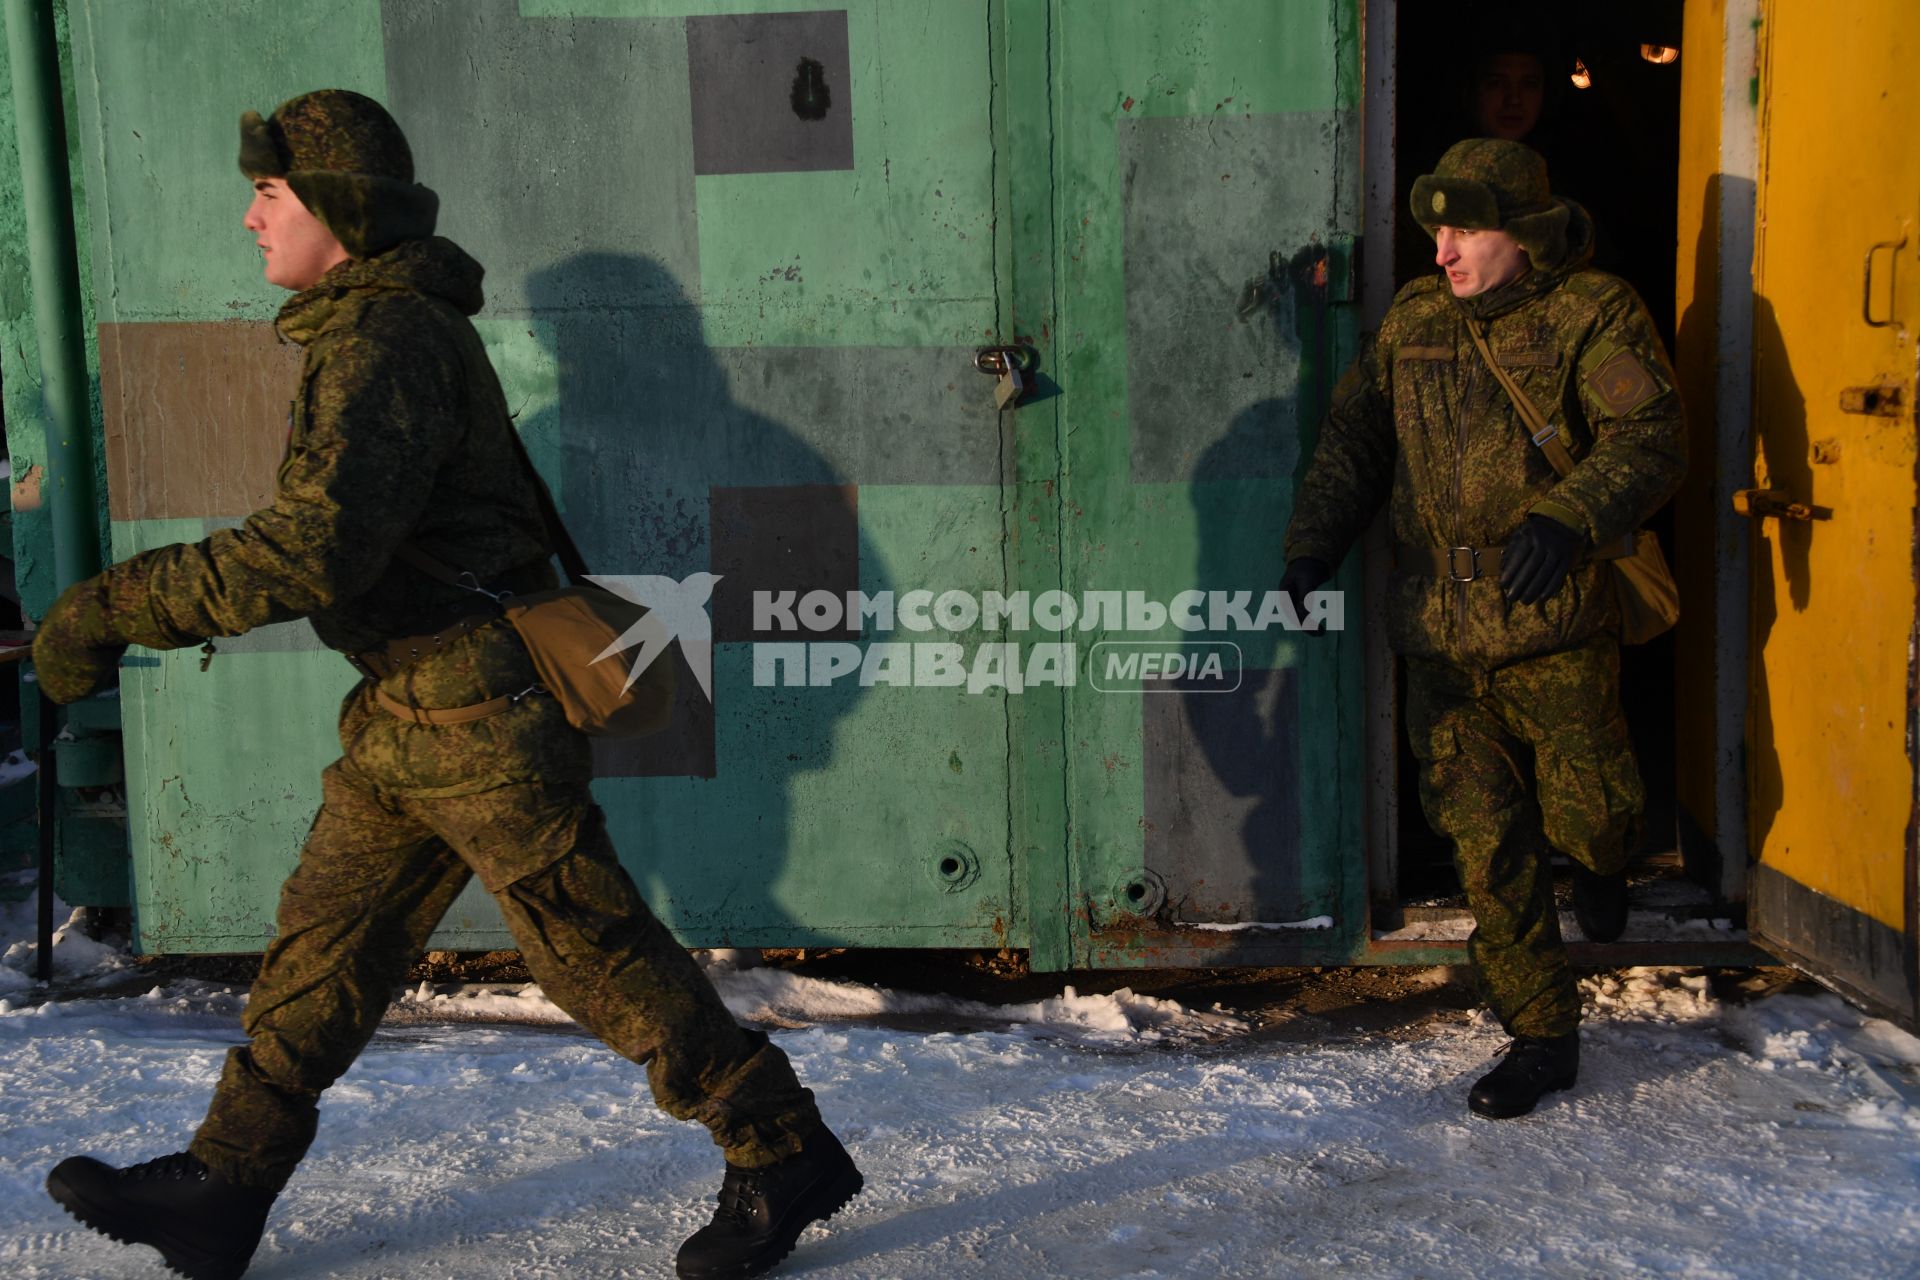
[1750, 0, 1918, 943]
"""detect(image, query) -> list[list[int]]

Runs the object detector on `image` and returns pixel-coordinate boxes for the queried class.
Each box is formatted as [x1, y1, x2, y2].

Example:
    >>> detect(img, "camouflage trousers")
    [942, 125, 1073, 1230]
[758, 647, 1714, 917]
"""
[1405, 636, 1645, 1038]
[189, 661, 820, 1192]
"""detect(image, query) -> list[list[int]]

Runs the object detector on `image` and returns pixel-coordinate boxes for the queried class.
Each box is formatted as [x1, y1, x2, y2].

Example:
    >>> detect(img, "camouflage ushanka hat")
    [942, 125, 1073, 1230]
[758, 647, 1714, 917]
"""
[1411, 137, 1572, 270]
[239, 89, 438, 260]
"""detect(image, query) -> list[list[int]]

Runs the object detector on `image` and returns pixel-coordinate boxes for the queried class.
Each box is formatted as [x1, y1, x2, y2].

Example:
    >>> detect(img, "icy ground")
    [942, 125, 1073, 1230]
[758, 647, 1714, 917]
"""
[2, 903, 1918, 1279]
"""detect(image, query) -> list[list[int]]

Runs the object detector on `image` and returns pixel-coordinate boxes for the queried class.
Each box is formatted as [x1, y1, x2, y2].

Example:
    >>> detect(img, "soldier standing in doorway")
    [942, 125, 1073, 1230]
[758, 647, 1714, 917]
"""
[34, 90, 860, 1279]
[1279, 139, 1686, 1117]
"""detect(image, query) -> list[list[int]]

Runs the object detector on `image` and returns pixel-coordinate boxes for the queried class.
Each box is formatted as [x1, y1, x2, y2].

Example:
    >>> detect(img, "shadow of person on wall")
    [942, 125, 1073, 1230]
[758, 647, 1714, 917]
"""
[1741, 289, 1810, 876]
[1668, 173, 1753, 893]
[519, 252, 885, 947]
[1169, 244, 1346, 933]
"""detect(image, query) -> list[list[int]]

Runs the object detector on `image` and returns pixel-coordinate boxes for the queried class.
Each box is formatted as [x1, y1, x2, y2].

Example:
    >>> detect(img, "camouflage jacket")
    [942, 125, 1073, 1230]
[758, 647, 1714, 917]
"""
[1283, 213, 1687, 666]
[101, 237, 553, 660]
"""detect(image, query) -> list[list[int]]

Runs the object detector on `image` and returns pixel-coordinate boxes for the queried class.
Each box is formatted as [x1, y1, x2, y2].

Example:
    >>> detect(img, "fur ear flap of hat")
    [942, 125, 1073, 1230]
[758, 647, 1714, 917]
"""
[1496, 201, 1570, 272]
[284, 170, 439, 260]
[238, 91, 438, 260]
[238, 110, 287, 178]
[1410, 136, 1573, 271]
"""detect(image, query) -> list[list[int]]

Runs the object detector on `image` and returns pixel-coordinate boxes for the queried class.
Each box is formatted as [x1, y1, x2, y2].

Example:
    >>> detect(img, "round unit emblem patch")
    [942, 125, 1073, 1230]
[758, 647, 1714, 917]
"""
[1431, 191, 1447, 215]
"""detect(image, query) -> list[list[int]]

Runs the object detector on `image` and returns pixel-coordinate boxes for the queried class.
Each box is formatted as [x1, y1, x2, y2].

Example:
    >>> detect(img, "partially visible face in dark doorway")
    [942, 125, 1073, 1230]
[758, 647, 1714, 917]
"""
[1475, 52, 1546, 142]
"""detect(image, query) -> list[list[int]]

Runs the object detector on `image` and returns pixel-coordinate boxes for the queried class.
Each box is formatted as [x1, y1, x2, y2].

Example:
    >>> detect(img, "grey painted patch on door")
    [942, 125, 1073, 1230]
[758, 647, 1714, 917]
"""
[381, 0, 701, 312]
[686, 10, 854, 175]
[1121, 112, 1356, 484]
[1141, 665, 1312, 924]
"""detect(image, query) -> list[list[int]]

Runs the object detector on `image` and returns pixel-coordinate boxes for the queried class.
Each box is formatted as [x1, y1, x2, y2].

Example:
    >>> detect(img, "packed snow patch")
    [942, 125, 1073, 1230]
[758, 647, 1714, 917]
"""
[0, 897, 132, 1003]
[398, 965, 1246, 1047]
[0, 749, 37, 785]
[1184, 915, 1334, 933]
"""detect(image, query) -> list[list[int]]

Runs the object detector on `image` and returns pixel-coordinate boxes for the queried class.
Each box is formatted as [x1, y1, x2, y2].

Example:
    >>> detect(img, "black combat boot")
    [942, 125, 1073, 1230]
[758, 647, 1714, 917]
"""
[1571, 863, 1630, 942]
[1467, 1033, 1580, 1119]
[675, 1127, 864, 1279]
[46, 1151, 275, 1280]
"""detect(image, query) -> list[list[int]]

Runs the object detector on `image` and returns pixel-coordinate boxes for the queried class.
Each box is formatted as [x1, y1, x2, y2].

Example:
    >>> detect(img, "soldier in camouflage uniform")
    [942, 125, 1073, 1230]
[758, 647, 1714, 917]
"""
[1280, 138, 1686, 1118]
[37, 91, 861, 1280]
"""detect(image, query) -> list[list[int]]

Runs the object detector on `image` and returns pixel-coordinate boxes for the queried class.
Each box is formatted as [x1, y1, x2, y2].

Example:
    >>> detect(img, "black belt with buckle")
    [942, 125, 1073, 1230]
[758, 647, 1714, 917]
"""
[1394, 537, 1634, 582]
[1395, 544, 1507, 581]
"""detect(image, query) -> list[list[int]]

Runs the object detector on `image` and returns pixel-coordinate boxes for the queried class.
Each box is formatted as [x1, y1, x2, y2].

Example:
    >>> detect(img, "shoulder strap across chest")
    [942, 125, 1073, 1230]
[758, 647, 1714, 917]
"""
[1462, 318, 1579, 478]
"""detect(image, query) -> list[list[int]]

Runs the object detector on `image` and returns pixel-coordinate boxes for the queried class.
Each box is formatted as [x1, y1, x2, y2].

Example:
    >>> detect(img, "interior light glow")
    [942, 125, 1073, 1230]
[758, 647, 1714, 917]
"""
[1640, 44, 1680, 65]
[1570, 58, 1593, 90]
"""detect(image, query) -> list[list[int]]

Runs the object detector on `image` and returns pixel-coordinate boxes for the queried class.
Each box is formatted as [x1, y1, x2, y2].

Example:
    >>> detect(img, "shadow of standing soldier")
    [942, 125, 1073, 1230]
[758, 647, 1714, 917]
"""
[1173, 244, 1342, 926]
[521, 252, 886, 947]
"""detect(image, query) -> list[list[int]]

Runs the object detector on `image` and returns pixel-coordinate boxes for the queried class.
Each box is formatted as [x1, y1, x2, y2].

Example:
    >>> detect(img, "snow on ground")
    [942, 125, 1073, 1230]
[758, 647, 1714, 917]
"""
[1, 924, 1918, 1278]
[0, 896, 133, 1000]
[396, 960, 1247, 1048]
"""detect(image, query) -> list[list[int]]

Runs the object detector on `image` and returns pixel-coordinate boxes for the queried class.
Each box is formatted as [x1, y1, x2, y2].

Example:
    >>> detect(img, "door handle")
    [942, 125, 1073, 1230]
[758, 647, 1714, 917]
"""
[1862, 235, 1907, 329]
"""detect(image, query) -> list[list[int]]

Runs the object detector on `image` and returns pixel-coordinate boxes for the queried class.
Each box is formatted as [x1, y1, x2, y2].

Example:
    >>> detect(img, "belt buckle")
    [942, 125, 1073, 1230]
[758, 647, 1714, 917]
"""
[1446, 546, 1480, 582]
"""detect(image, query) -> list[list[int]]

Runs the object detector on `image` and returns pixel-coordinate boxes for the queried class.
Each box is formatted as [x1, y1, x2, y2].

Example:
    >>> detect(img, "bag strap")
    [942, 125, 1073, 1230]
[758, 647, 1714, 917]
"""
[499, 420, 594, 586]
[1463, 319, 1639, 562]
[400, 419, 593, 592]
[393, 541, 474, 590]
[1462, 318, 1579, 478]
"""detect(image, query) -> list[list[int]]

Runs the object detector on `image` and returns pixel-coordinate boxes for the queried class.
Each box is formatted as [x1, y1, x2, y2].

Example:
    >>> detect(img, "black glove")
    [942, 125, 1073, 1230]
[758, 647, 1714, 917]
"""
[1277, 556, 1333, 635]
[1499, 515, 1583, 605]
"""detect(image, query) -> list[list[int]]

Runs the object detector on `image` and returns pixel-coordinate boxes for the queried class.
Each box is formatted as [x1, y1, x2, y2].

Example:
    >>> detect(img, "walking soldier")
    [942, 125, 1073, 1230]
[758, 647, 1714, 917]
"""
[35, 90, 861, 1279]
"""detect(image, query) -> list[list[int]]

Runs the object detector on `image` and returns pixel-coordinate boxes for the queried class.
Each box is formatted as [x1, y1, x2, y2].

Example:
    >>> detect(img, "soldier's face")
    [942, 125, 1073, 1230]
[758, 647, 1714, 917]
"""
[1434, 226, 1529, 298]
[243, 178, 349, 291]
[1475, 54, 1545, 142]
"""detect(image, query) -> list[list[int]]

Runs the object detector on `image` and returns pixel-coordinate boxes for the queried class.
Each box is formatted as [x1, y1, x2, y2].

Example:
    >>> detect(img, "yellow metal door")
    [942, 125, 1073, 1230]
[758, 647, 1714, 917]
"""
[1747, 0, 1920, 1028]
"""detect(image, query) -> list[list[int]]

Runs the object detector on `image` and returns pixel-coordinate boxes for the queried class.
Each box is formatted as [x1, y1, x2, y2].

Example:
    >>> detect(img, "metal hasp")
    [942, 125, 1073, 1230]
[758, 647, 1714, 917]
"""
[1839, 384, 1905, 417]
[1732, 488, 1820, 523]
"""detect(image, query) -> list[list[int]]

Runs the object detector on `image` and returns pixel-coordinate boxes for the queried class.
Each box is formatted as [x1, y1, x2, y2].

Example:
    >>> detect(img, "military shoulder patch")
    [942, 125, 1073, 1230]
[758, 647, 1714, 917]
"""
[1582, 343, 1663, 416]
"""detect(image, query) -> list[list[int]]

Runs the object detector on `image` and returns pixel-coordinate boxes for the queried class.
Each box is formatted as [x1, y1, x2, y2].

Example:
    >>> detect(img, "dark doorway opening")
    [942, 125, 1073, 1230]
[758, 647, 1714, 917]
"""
[1384, 2, 1687, 914]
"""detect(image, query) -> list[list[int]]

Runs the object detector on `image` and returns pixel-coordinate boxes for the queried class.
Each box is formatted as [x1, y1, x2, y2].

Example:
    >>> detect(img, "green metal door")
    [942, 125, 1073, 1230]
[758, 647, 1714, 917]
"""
[1035, 0, 1366, 969]
[65, 0, 1022, 953]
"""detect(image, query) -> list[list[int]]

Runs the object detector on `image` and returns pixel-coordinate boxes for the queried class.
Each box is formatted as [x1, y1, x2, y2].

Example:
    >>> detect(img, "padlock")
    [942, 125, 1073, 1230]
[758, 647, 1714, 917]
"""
[995, 367, 1026, 411]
